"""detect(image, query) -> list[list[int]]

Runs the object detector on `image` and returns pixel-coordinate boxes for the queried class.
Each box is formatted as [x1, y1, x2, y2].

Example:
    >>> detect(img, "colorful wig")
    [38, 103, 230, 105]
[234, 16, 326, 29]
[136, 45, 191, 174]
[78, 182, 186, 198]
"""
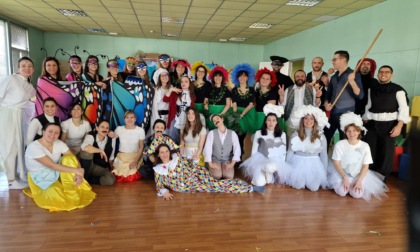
[209, 66, 229, 82]
[230, 63, 255, 87]
[255, 67, 277, 87]
[171, 59, 191, 69]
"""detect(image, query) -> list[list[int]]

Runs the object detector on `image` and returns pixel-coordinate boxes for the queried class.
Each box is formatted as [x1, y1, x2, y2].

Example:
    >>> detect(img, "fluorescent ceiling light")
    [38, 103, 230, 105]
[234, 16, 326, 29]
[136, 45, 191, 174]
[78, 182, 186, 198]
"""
[286, 0, 322, 7]
[229, 37, 246, 42]
[219, 38, 228, 42]
[249, 23, 274, 29]
[313, 15, 339, 21]
[109, 32, 118, 35]
[161, 17, 184, 24]
[86, 28, 107, 33]
[57, 9, 88, 17]
[162, 33, 179, 37]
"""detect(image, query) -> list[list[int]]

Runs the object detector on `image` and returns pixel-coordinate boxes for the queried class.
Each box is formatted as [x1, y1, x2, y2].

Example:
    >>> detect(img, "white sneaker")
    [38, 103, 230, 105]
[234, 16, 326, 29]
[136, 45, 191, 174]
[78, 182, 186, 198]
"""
[8, 180, 28, 190]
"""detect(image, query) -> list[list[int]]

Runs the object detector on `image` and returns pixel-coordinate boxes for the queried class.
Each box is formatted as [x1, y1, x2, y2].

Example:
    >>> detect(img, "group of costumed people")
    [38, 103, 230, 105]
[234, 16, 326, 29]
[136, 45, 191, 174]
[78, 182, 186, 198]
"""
[0, 50, 406, 212]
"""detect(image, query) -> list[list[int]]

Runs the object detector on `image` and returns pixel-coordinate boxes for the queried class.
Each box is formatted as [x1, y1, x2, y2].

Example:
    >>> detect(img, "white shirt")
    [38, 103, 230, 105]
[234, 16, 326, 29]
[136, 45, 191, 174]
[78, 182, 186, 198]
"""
[81, 134, 116, 161]
[0, 74, 35, 107]
[26, 114, 57, 145]
[115, 126, 145, 153]
[61, 119, 92, 147]
[174, 90, 192, 129]
[25, 140, 69, 172]
[203, 127, 241, 162]
[362, 89, 411, 123]
[280, 84, 318, 112]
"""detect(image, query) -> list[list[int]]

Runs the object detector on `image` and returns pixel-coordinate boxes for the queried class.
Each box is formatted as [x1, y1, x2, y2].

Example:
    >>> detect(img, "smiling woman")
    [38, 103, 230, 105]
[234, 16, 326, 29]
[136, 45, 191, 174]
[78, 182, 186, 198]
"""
[0, 56, 36, 189]
[23, 122, 96, 212]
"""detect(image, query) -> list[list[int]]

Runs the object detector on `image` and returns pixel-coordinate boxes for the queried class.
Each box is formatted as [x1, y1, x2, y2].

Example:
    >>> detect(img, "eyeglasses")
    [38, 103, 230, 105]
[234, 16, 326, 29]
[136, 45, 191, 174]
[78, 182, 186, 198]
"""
[197, 70, 205, 73]
[332, 57, 343, 62]
[161, 73, 169, 77]
[378, 71, 392, 74]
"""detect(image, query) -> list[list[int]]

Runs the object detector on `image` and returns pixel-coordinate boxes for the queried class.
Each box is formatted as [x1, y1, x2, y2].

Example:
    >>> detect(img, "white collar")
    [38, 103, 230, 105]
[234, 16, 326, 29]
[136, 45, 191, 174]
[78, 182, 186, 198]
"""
[153, 156, 179, 175]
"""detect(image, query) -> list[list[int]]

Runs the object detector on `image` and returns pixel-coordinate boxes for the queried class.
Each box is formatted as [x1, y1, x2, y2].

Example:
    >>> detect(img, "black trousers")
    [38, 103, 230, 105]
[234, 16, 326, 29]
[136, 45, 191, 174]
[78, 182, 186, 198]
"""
[324, 112, 346, 146]
[364, 120, 398, 178]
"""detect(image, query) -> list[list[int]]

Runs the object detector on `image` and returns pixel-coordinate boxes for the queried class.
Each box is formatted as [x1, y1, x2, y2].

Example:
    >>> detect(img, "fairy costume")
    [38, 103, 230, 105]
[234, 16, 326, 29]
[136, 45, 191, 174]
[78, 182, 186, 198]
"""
[154, 156, 253, 197]
[285, 105, 330, 191]
[328, 112, 388, 201]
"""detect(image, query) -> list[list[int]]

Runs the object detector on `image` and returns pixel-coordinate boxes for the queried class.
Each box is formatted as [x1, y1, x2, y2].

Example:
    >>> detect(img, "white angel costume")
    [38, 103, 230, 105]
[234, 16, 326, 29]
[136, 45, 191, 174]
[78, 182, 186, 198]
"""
[286, 129, 329, 191]
[240, 130, 290, 186]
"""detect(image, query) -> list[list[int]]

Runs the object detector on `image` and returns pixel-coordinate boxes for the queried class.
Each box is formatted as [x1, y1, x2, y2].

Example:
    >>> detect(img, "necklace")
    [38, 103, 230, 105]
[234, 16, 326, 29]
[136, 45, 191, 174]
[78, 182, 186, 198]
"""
[236, 86, 252, 100]
[258, 87, 271, 99]
[209, 86, 226, 104]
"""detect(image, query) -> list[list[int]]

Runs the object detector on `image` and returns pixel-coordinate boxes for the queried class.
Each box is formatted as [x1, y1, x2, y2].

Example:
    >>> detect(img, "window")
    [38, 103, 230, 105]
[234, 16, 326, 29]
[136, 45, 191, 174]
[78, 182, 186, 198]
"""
[10, 23, 29, 75]
[0, 20, 8, 81]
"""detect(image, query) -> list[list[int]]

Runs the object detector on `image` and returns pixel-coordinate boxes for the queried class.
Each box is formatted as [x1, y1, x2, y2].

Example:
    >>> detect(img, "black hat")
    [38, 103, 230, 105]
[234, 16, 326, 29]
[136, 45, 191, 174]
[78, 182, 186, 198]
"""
[270, 56, 288, 66]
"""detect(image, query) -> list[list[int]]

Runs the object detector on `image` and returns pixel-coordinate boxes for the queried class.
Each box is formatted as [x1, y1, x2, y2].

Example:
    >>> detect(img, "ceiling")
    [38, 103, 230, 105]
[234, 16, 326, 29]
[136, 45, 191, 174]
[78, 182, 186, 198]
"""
[0, 0, 386, 45]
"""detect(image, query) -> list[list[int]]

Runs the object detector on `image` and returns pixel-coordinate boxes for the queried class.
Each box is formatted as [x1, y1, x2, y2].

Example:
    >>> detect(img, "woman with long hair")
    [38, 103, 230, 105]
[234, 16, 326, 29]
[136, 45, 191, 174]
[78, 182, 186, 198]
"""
[190, 62, 211, 115]
[285, 105, 329, 191]
[170, 59, 190, 88]
[34, 56, 80, 121]
[180, 108, 206, 166]
[163, 75, 195, 144]
[204, 66, 231, 129]
[0, 56, 36, 189]
[152, 54, 172, 85]
[240, 105, 290, 187]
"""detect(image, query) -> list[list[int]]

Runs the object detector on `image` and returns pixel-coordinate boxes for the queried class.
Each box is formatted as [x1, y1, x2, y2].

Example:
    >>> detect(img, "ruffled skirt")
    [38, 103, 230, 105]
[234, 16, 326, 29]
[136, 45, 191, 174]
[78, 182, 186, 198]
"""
[23, 154, 96, 212]
[240, 152, 291, 186]
[286, 155, 328, 191]
[112, 152, 142, 183]
[328, 163, 389, 201]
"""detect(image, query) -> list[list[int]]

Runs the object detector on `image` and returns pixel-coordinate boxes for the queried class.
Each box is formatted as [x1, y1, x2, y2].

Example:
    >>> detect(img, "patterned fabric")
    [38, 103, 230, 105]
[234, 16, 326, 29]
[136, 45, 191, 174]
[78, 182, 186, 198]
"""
[145, 135, 179, 155]
[155, 157, 252, 194]
[35, 76, 81, 121]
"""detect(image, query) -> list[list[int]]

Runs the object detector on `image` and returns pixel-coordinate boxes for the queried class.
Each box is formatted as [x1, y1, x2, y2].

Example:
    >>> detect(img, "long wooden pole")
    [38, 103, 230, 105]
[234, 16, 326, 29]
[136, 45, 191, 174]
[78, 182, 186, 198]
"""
[330, 29, 383, 107]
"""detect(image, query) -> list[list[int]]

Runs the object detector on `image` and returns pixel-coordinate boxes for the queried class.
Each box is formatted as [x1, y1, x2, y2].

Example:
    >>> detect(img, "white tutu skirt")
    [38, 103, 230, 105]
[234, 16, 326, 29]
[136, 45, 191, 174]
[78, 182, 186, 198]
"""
[286, 155, 328, 191]
[327, 163, 389, 201]
[240, 152, 291, 186]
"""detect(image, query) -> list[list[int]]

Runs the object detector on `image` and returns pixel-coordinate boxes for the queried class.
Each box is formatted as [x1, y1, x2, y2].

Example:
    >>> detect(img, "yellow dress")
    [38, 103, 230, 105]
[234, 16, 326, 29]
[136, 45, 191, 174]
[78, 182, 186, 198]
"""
[23, 154, 96, 212]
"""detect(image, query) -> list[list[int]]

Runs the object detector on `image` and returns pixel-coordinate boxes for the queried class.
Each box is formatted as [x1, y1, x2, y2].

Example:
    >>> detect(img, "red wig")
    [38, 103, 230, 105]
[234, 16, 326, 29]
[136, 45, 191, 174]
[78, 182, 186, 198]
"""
[171, 59, 191, 68]
[255, 67, 277, 87]
[209, 66, 229, 83]
[357, 58, 377, 78]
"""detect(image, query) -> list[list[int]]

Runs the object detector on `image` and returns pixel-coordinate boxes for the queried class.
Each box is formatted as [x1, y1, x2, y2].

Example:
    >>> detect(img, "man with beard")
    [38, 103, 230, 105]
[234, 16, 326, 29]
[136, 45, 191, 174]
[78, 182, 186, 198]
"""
[279, 70, 322, 138]
[355, 58, 377, 116]
[363, 65, 410, 182]
[306, 57, 334, 111]
[280, 70, 322, 121]
[324, 50, 363, 145]
[270, 55, 294, 91]
[79, 120, 116, 185]
[204, 114, 241, 180]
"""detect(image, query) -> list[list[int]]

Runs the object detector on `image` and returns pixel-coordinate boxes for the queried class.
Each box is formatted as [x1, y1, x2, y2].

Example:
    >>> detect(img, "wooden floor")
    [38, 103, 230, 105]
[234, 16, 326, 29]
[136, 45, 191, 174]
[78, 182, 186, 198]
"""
[0, 174, 408, 252]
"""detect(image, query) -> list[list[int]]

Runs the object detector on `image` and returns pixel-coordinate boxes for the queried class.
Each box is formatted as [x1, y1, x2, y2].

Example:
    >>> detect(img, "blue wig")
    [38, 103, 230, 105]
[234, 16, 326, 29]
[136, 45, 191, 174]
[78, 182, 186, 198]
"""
[230, 63, 255, 87]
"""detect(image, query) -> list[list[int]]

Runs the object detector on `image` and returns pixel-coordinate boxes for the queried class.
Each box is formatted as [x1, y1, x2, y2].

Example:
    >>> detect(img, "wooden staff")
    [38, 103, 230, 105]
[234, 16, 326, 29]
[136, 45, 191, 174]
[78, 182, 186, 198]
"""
[330, 29, 383, 107]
